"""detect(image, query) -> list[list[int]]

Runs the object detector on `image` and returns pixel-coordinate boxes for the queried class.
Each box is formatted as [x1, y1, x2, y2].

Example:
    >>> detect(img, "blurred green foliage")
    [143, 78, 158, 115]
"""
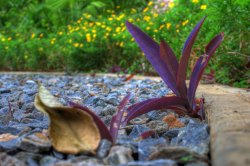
[0, 0, 249, 88]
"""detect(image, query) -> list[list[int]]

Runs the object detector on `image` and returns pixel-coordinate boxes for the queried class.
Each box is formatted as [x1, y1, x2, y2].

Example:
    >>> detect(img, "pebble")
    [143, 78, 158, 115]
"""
[138, 137, 168, 161]
[122, 159, 177, 166]
[104, 145, 134, 166]
[171, 121, 210, 155]
[18, 131, 51, 153]
[96, 139, 113, 158]
[0, 74, 210, 164]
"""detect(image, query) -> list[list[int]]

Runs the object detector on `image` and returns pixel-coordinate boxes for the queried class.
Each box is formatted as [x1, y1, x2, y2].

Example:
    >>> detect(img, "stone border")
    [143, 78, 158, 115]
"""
[1, 72, 249, 166]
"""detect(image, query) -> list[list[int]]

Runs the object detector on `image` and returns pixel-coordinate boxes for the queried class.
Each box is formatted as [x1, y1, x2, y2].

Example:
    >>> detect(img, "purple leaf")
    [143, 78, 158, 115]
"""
[188, 33, 224, 109]
[68, 101, 113, 143]
[160, 40, 179, 81]
[110, 93, 131, 142]
[177, 17, 206, 98]
[122, 96, 188, 125]
[126, 21, 179, 95]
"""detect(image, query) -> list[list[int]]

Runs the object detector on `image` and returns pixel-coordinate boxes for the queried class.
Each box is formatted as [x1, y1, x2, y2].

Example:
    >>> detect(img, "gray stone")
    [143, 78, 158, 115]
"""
[15, 152, 43, 165]
[129, 125, 151, 139]
[121, 159, 177, 166]
[138, 137, 168, 161]
[146, 120, 169, 135]
[96, 139, 112, 158]
[0, 152, 25, 166]
[18, 131, 51, 153]
[40, 156, 59, 166]
[146, 111, 168, 121]
[149, 146, 208, 164]
[54, 156, 104, 166]
[171, 122, 210, 155]
[105, 145, 134, 166]
[185, 161, 209, 166]
[163, 129, 181, 139]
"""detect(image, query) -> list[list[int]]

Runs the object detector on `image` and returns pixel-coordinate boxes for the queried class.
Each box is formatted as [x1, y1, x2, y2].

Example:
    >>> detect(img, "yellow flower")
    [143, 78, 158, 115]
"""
[120, 42, 124, 47]
[154, 29, 158, 33]
[192, 0, 199, 3]
[200, 5, 207, 10]
[131, 8, 137, 14]
[73, 43, 79, 47]
[160, 2, 165, 7]
[108, 17, 113, 21]
[96, 22, 101, 26]
[39, 33, 44, 38]
[86, 33, 91, 42]
[148, 1, 153, 6]
[146, 27, 150, 30]
[169, 2, 175, 8]
[101, 25, 106, 28]
[68, 39, 72, 44]
[5, 46, 8, 50]
[50, 38, 56, 45]
[24, 55, 28, 59]
[176, 29, 180, 33]
[159, 25, 164, 30]
[7, 37, 12, 41]
[143, 7, 148, 13]
[93, 34, 96, 38]
[128, 18, 134, 22]
[106, 27, 112, 32]
[31, 33, 36, 39]
[92, 29, 96, 33]
[153, 13, 158, 18]
[116, 27, 121, 33]
[116, 6, 120, 9]
[166, 23, 171, 29]
[80, 43, 83, 48]
[182, 20, 189, 26]
[143, 16, 151, 22]
[58, 31, 63, 35]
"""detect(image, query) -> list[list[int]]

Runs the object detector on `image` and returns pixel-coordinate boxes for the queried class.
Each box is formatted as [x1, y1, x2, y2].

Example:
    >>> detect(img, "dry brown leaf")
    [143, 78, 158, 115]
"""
[34, 85, 101, 154]
[163, 114, 185, 129]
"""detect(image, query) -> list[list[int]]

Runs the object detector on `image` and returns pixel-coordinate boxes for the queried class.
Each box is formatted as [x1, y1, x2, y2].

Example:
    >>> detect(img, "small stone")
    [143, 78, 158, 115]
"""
[129, 125, 151, 139]
[146, 120, 169, 135]
[39, 156, 59, 166]
[26, 80, 36, 85]
[0, 88, 11, 94]
[99, 105, 116, 117]
[122, 159, 177, 166]
[52, 150, 66, 159]
[15, 152, 43, 165]
[0, 153, 25, 166]
[0, 133, 20, 152]
[147, 111, 168, 121]
[185, 161, 209, 166]
[149, 146, 208, 164]
[171, 122, 209, 155]
[138, 137, 168, 161]
[55, 156, 104, 166]
[18, 131, 51, 153]
[105, 145, 134, 166]
[96, 139, 113, 158]
[163, 129, 180, 139]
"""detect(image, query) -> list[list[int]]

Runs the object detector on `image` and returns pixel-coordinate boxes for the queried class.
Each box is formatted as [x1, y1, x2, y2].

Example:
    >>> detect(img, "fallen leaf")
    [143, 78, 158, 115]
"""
[34, 85, 101, 154]
[163, 114, 185, 129]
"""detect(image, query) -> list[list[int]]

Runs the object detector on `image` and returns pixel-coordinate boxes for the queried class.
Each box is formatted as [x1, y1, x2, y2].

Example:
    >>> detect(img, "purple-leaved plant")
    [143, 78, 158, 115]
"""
[122, 17, 223, 125]
[69, 93, 131, 143]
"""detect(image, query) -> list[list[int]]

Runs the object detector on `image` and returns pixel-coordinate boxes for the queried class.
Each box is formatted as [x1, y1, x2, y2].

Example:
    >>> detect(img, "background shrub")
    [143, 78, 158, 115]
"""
[0, 0, 249, 88]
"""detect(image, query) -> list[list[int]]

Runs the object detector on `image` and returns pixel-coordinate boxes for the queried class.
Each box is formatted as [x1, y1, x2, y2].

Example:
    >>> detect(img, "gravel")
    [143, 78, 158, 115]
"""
[0, 74, 210, 165]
